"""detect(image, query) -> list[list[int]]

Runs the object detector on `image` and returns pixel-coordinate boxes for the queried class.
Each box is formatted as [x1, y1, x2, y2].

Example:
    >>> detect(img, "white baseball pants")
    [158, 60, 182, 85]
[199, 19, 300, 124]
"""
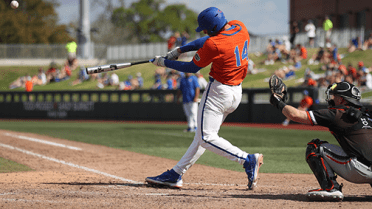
[183, 101, 198, 130]
[173, 78, 249, 175]
[320, 143, 372, 184]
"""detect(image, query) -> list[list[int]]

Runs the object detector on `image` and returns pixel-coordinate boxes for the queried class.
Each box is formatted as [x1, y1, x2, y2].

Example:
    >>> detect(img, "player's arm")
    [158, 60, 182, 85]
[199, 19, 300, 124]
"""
[166, 36, 209, 60]
[179, 36, 209, 52]
[281, 105, 312, 125]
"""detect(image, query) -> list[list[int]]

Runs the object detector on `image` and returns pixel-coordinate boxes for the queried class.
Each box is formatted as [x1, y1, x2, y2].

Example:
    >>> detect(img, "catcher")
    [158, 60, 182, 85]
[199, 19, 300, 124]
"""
[269, 75, 372, 201]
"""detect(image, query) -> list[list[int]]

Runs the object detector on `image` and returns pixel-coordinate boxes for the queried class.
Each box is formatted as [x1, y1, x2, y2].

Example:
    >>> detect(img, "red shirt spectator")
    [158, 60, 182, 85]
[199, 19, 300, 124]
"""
[338, 64, 347, 75]
[300, 95, 313, 109]
[300, 46, 307, 59]
[167, 35, 177, 51]
[307, 78, 317, 87]
[25, 80, 33, 92]
[347, 65, 357, 79]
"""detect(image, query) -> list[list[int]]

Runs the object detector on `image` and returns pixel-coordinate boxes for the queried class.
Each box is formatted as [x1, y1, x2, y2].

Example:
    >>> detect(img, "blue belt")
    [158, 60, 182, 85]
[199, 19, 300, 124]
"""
[209, 77, 241, 86]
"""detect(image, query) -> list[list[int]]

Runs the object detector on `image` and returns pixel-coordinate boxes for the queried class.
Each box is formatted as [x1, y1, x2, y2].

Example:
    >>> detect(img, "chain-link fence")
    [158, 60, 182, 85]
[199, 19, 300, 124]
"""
[0, 27, 368, 61]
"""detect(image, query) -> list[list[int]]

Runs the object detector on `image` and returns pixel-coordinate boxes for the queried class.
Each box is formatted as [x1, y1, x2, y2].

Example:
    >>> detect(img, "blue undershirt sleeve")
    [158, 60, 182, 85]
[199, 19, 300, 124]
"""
[180, 36, 209, 52]
[164, 60, 202, 73]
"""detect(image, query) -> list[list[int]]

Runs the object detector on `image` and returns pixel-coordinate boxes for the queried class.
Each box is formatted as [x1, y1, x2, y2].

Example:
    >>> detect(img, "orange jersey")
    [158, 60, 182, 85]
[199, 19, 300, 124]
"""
[193, 20, 250, 86]
[300, 47, 307, 59]
[25, 80, 33, 92]
[300, 95, 313, 108]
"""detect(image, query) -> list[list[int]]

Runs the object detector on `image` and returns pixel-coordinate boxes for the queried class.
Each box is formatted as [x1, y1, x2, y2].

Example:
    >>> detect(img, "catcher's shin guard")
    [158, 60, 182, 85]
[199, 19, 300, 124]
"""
[305, 139, 342, 191]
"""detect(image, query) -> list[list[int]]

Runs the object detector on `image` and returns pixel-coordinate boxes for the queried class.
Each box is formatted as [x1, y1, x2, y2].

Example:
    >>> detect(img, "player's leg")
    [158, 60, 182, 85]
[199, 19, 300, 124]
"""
[305, 139, 343, 201]
[146, 85, 211, 188]
[320, 143, 372, 184]
[182, 102, 193, 132]
[197, 83, 263, 189]
[190, 101, 198, 131]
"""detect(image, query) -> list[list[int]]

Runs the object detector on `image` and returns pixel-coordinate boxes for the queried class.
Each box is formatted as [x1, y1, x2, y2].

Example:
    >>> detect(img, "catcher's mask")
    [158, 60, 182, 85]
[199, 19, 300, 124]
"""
[325, 82, 362, 107]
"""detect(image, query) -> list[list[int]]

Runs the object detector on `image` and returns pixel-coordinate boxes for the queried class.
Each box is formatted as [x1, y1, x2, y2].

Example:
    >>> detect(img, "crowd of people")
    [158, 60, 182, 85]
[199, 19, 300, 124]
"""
[301, 43, 372, 90]
[8, 58, 78, 92]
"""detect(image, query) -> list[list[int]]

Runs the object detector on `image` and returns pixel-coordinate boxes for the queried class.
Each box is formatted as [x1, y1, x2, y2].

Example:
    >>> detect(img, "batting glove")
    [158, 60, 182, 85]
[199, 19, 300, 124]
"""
[152, 56, 166, 67]
[166, 47, 181, 60]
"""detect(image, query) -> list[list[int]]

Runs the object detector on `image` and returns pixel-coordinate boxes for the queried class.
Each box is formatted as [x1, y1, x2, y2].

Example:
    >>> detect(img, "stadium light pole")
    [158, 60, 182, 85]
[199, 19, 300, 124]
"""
[78, 0, 92, 59]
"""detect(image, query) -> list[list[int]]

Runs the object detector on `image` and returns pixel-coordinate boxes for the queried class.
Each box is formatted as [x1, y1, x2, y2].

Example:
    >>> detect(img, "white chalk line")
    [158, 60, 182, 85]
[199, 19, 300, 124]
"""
[0, 136, 265, 188]
[3, 133, 82, 151]
[0, 143, 141, 184]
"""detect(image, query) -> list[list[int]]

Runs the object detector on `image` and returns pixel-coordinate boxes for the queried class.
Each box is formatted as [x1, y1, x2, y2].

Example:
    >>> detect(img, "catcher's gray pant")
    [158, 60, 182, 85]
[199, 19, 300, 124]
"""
[320, 143, 372, 184]
[182, 101, 198, 129]
[173, 78, 249, 175]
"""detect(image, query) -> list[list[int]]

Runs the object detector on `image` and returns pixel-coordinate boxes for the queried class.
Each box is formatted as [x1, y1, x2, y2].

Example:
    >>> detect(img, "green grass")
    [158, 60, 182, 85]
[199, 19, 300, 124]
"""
[0, 157, 33, 173]
[0, 120, 335, 174]
[1, 48, 372, 92]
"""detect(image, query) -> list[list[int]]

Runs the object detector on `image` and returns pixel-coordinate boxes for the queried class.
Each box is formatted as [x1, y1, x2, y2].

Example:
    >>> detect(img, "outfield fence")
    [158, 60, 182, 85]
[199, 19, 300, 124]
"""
[0, 88, 322, 123]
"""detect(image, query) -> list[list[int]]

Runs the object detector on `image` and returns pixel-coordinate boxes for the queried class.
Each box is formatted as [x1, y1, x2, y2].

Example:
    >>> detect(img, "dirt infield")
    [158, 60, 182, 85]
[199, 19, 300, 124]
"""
[0, 124, 371, 208]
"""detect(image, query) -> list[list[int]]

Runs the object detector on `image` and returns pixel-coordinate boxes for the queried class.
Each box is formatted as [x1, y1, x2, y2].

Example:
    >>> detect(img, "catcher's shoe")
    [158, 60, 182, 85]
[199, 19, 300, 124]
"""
[145, 169, 183, 188]
[306, 188, 344, 201]
[244, 153, 264, 190]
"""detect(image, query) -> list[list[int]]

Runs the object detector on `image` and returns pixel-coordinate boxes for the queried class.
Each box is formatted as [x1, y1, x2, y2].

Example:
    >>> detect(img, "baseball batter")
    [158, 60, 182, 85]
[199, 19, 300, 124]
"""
[146, 7, 263, 189]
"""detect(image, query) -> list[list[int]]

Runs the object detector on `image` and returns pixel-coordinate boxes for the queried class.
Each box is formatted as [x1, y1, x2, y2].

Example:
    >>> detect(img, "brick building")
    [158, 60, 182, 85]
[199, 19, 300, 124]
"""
[290, 0, 372, 35]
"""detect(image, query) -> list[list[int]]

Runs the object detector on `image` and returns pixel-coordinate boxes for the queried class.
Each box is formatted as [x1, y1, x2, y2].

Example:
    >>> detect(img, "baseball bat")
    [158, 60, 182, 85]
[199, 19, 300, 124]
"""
[86, 59, 154, 74]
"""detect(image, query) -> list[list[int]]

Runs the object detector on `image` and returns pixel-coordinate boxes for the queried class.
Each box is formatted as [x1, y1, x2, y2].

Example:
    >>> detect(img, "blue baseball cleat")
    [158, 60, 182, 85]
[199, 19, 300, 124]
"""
[244, 153, 264, 190]
[145, 169, 183, 188]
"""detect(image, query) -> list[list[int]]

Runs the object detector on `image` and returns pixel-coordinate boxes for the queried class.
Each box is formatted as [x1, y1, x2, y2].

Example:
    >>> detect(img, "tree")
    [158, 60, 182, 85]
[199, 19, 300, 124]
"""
[0, 0, 73, 44]
[110, 0, 198, 43]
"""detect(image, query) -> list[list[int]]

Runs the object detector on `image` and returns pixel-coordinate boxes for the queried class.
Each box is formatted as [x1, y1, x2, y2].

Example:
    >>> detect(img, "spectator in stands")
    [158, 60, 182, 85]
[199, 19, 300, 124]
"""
[308, 47, 325, 65]
[282, 90, 313, 126]
[152, 74, 163, 90]
[347, 63, 358, 81]
[348, 36, 363, 53]
[181, 31, 189, 46]
[108, 72, 120, 87]
[46, 61, 58, 82]
[96, 73, 109, 89]
[66, 40, 77, 60]
[264, 44, 281, 65]
[165, 72, 177, 90]
[358, 68, 371, 89]
[167, 33, 177, 52]
[302, 73, 318, 87]
[71, 66, 90, 86]
[323, 15, 333, 44]
[330, 43, 340, 63]
[32, 68, 47, 86]
[25, 74, 33, 92]
[9, 75, 27, 89]
[305, 20, 316, 47]
[118, 75, 134, 90]
[362, 32, 372, 50]
[274, 65, 296, 80]
[195, 72, 208, 90]
[247, 59, 258, 74]
[290, 21, 299, 48]
[54, 62, 72, 82]
[297, 44, 307, 61]
[136, 72, 144, 89]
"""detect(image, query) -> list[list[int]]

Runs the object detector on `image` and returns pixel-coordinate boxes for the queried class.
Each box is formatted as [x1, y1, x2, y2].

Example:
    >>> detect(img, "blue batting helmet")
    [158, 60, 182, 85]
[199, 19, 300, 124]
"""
[195, 7, 227, 35]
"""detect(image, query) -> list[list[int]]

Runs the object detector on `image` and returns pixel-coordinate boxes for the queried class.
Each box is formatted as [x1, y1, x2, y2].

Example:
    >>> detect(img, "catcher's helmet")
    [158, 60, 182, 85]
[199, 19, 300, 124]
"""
[325, 82, 362, 107]
[195, 7, 227, 35]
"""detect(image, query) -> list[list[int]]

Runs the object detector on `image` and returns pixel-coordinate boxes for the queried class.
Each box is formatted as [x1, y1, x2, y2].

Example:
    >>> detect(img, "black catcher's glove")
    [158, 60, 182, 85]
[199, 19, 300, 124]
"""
[269, 74, 288, 102]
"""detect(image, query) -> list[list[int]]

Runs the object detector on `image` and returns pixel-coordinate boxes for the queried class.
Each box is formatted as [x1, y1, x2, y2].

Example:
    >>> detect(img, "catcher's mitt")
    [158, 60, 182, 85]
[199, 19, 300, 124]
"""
[269, 74, 288, 102]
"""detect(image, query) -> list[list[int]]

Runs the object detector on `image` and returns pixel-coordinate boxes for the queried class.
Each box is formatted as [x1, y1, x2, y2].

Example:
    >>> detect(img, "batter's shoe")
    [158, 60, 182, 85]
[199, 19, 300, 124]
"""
[145, 169, 183, 188]
[244, 153, 264, 190]
[306, 188, 344, 201]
